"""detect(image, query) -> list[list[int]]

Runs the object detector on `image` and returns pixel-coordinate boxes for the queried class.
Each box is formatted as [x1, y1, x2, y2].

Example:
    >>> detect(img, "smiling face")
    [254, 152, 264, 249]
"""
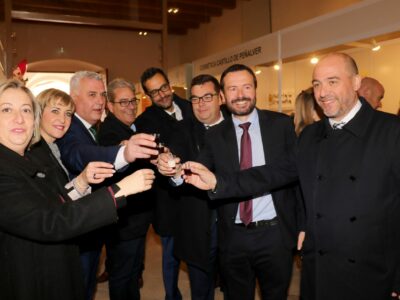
[191, 81, 222, 125]
[40, 99, 73, 143]
[312, 54, 361, 121]
[107, 87, 137, 126]
[144, 73, 173, 111]
[72, 77, 106, 125]
[0, 88, 34, 155]
[221, 70, 256, 121]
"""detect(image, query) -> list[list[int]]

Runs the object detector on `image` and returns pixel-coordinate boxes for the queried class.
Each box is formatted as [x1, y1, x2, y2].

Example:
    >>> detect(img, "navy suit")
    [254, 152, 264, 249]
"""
[57, 115, 121, 300]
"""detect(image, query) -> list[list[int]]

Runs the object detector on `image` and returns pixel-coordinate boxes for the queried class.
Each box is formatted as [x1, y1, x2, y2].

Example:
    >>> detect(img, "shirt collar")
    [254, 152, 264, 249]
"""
[204, 111, 224, 128]
[75, 113, 93, 130]
[329, 100, 361, 128]
[231, 108, 258, 128]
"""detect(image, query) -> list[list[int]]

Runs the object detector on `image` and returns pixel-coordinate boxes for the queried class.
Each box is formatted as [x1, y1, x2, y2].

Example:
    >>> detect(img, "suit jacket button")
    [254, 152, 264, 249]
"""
[317, 174, 323, 180]
[316, 213, 322, 219]
[349, 175, 356, 181]
[348, 258, 356, 263]
[349, 216, 357, 222]
[318, 249, 326, 256]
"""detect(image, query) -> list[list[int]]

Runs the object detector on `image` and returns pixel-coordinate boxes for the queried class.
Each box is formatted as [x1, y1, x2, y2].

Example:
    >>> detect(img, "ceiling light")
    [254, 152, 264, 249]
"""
[255, 70, 262, 75]
[139, 31, 147, 36]
[273, 64, 280, 71]
[168, 7, 179, 14]
[372, 44, 381, 51]
[310, 57, 319, 64]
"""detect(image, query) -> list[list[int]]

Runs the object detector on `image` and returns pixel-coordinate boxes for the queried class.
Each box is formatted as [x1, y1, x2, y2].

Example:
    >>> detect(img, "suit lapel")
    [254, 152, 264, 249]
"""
[258, 110, 273, 162]
[73, 115, 97, 145]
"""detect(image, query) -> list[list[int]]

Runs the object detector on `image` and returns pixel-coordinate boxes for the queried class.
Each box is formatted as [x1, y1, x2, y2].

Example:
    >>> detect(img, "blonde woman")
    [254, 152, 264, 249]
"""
[0, 80, 155, 300]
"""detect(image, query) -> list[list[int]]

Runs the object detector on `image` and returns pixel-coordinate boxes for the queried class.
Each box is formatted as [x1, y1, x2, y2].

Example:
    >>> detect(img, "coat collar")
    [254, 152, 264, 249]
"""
[0, 143, 38, 177]
[104, 112, 134, 133]
[319, 97, 374, 140]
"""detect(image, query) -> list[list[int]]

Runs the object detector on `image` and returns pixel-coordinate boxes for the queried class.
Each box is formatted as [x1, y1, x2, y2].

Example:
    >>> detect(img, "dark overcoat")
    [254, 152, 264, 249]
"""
[211, 100, 400, 299]
[0, 144, 120, 300]
[134, 94, 193, 236]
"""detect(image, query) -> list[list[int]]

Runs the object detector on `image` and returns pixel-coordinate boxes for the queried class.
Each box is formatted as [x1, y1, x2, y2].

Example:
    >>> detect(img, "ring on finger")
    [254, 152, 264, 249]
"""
[93, 173, 96, 179]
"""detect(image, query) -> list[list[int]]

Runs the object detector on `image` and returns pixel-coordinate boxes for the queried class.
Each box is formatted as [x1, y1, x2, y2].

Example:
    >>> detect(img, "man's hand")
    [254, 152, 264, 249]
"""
[157, 152, 181, 177]
[124, 133, 158, 162]
[391, 292, 400, 299]
[181, 161, 217, 191]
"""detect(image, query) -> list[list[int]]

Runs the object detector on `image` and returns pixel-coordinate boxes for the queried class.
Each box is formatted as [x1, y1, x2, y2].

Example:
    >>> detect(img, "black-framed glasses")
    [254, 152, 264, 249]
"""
[148, 83, 170, 98]
[111, 98, 139, 107]
[190, 93, 217, 104]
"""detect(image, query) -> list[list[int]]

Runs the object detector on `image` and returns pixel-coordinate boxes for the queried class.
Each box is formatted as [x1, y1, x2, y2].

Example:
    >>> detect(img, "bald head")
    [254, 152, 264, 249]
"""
[312, 53, 361, 121]
[357, 77, 385, 109]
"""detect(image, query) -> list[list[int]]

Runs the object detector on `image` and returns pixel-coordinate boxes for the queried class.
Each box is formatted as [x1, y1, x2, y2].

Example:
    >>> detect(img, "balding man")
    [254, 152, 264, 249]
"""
[183, 53, 400, 300]
[357, 76, 385, 109]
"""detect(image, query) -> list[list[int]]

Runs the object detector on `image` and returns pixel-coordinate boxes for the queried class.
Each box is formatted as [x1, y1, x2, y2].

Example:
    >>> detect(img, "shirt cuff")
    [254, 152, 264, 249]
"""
[114, 146, 129, 171]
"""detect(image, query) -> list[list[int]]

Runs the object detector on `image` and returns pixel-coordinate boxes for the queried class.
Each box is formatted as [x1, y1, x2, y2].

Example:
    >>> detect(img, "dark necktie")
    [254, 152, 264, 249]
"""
[239, 122, 252, 225]
[89, 125, 98, 143]
[171, 112, 176, 120]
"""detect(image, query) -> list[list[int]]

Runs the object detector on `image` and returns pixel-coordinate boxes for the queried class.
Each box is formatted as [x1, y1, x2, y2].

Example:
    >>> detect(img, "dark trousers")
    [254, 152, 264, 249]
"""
[187, 220, 218, 300]
[106, 236, 146, 300]
[80, 248, 101, 300]
[161, 236, 182, 300]
[220, 223, 293, 300]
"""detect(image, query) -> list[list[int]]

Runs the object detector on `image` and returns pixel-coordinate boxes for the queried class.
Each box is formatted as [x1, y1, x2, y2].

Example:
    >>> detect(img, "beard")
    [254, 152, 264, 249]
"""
[227, 97, 256, 116]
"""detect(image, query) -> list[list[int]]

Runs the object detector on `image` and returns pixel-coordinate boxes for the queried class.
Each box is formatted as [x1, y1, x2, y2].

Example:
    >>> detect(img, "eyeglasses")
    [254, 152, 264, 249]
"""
[190, 93, 217, 104]
[111, 98, 139, 107]
[148, 83, 170, 98]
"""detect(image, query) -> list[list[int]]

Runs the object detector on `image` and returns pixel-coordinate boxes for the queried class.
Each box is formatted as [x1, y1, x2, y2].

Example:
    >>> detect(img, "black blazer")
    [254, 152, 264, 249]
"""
[0, 143, 120, 300]
[209, 100, 400, 300]
[168, 107, 229, 271]
[135, 94, 193, 236]
[98, 112, 152, 240]
[197, 109, 304, 252]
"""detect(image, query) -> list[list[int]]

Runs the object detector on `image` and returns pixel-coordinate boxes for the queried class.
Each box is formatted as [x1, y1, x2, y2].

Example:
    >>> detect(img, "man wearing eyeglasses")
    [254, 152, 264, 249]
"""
[57, 71, 157, 300]
[157, 74, 228, 300]
[135, 67, 193, 300]
[95, 78, 151, 300]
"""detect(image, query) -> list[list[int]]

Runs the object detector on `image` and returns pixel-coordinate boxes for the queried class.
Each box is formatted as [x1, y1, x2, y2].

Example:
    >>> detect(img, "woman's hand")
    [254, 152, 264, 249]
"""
[77, 161, 115, 187]
[116, 169, 155, 197]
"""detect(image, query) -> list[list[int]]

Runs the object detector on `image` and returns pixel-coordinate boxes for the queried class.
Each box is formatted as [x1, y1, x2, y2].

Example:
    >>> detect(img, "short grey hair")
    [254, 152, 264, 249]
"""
[70, 71, 104, 96]
[107, 78, 136, 102]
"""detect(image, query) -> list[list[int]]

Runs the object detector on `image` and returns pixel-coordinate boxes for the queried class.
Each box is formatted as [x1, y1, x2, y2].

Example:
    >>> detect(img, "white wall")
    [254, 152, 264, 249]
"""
[255, 39, 400, 115]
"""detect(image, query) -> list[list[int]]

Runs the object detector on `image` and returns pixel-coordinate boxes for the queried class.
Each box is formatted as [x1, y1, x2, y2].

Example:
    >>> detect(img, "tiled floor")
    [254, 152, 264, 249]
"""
[94, 226, 301, 300]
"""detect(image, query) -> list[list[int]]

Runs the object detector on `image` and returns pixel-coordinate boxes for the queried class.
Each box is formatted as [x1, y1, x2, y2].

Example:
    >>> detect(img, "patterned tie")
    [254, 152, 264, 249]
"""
[332, 121, 346, 130]
[89, 125, 98, 143]
[239, 122, 252, 225]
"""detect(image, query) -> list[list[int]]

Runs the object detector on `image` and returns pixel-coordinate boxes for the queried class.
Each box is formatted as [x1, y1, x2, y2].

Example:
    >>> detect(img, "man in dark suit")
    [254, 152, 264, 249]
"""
[97, 78, 151, 300]
[183, 53, 400, 300]
[158, 74, 228, 300]
[57, 71, 157, 300]
[134, 67, 193, 300]
[188, 64, 304, 300]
